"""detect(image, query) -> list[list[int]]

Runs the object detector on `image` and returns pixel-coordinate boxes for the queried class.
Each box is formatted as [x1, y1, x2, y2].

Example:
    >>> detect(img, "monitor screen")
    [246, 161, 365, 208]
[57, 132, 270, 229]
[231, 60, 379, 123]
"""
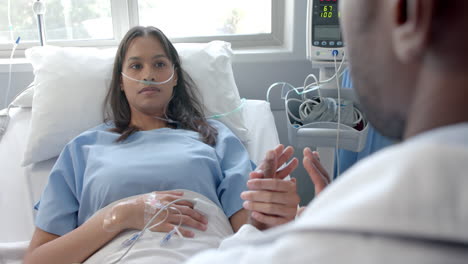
[316, 0, 340, 23]
[314, 25, 341, 40]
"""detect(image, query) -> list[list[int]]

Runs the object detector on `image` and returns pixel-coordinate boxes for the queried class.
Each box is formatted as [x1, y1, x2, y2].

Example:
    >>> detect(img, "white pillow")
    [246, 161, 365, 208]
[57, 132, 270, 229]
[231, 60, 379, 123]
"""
[23, 41, 248, 166]
[11, 85, 34, 108]
[175, 42, 247, 140]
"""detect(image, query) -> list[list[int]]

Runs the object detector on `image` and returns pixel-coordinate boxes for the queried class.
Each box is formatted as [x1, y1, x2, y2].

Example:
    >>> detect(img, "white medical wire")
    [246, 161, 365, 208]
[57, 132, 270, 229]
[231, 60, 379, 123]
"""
[302, 74, 321, 99]
[148, 206, 181, 230]
[279, 52, 353, 179]
[266, 70, 347, 103]
[319, 55, 347, 85]
[120, 209, 169, 248]
[285, 98, 316, 123]
[112, 198, 194, 263]
[5, 0, 15, 109]
[121, 67, 175, 86]
[153, 115, 178, 124]
[286, 96, 362, 127]
[121, 67, 245, 121]
[267, 82, 319, 103]
[299, 57, 347, 102]
[5, 41, 19, 109]
[334, 54, 342, 179]
[284, 55, 361, 128]
[206, 98, 246, 119]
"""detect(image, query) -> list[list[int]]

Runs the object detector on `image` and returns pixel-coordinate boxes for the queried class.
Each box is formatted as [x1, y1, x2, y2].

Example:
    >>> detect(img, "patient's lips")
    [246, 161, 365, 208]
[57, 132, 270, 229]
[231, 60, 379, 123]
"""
[139, 86, 161, 95]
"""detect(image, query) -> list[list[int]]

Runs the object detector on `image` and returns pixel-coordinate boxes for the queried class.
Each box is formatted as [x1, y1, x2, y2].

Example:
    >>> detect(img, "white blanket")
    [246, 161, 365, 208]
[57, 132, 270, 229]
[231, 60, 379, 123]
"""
[84, 191, 233, 264]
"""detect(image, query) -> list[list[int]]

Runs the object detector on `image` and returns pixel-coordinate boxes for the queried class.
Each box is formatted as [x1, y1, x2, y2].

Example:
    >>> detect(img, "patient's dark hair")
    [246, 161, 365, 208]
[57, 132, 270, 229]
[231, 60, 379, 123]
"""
[105, 26, 217, 145]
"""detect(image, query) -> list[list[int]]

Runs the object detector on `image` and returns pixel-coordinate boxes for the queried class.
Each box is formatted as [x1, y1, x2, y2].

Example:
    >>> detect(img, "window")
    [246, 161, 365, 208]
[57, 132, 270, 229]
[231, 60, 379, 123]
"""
[0, 0, 283, 56]
[1, 0, 113, 44]
[137, 0, 271, 37]
[44, 0, 113, 41]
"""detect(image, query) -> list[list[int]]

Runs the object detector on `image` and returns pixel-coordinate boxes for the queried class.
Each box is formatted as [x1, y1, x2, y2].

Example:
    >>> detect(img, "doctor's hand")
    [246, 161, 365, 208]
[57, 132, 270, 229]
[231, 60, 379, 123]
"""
[241, 144, 300, 230]
[102, 191, 208, 238]
[297, 147, 331, 216]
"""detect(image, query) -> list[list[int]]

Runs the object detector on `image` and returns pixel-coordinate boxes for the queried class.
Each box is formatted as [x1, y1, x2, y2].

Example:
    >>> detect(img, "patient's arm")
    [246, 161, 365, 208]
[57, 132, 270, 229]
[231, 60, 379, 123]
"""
[229, 208, 250, 232]
[24, 208, 121, 264]
[24, 191, 208, 264]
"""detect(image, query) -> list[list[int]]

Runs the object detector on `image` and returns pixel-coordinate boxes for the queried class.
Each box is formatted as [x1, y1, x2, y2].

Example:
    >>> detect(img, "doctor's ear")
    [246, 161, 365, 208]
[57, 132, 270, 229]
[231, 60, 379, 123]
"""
[391, 0, 435, 63]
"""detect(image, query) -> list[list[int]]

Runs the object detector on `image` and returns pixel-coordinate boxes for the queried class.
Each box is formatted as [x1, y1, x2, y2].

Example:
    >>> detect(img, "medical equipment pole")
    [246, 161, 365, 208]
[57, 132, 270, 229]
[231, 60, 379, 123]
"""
[32, 0, 47, 46]
[316, 65, 343, 177]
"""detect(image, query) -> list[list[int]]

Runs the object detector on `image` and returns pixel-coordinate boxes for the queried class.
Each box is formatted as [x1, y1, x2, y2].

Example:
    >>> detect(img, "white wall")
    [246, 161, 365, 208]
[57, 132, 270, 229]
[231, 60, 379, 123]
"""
[0, 0, 317, 205]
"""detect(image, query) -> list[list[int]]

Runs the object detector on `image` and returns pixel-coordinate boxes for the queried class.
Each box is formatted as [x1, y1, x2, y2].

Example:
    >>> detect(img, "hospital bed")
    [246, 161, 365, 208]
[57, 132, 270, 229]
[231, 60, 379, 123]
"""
[0, 97, 280, 263]
[0, 45, 281, 263]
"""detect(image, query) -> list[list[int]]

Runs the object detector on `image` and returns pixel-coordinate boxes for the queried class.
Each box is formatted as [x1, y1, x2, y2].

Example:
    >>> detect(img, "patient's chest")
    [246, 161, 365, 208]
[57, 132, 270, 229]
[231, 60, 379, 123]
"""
[79, 128, 222, 223]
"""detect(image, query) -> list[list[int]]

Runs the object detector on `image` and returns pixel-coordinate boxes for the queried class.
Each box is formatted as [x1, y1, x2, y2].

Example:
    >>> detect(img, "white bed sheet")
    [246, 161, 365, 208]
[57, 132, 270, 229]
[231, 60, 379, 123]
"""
[0, 99, 279, 248]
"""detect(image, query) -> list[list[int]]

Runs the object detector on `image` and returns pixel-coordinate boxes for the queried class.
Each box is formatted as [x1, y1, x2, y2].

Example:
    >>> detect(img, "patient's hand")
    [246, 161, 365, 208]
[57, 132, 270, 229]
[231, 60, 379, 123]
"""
[102, 191, 208, 238]
[241, 145, 300, 229]
[297, 147, 331, 216]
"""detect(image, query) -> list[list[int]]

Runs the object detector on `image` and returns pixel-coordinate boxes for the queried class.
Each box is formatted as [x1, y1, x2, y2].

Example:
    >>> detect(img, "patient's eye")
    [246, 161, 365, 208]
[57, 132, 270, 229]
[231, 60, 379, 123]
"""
[130, 64, 142, 70]
[154, 62, 167, 68]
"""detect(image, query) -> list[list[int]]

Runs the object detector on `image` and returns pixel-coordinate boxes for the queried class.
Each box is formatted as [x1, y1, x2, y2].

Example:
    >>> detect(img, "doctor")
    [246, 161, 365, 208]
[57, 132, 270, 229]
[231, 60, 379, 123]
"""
[185, 0, 468, 263]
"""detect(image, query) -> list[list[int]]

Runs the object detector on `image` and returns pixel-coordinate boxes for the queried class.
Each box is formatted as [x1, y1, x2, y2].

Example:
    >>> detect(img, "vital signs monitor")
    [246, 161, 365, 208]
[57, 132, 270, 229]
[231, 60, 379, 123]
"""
[307, 0, 345, 61]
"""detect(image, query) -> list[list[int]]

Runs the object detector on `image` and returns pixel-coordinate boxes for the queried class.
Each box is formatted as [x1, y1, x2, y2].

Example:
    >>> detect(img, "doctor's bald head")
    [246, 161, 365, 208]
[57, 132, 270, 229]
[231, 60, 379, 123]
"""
[340, 0, 468, 141]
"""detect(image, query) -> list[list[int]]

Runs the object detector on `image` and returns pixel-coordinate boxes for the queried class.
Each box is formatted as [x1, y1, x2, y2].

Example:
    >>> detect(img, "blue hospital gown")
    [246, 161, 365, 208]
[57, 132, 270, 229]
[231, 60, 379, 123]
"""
[35, 120, 254, 236]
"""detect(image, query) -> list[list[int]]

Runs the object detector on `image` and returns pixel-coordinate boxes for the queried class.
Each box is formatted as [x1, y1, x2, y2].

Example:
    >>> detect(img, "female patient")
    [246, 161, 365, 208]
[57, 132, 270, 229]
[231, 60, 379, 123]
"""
[23, 26, 299, 264]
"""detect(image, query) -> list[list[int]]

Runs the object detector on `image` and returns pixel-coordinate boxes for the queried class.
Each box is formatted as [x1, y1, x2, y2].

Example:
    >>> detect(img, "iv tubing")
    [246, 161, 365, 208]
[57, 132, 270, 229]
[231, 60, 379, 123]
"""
[5, 37, 20, 108]
[111, 198, 193, 263]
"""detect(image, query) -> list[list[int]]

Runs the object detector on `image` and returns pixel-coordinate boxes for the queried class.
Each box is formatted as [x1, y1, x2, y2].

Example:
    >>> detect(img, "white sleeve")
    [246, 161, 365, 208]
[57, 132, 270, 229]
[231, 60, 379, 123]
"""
[184, 224, 309, 264]
[185, 227, 468, 264]
[218, 224, 263, 249]
[184, 224, 264, 264]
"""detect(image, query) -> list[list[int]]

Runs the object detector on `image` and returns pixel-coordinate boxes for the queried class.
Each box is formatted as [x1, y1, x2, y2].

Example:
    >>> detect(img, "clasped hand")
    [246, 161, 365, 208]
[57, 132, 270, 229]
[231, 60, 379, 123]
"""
[241, 145, 300, 229]
[102, 191, 208, 238]
[242, 145, 331, 228]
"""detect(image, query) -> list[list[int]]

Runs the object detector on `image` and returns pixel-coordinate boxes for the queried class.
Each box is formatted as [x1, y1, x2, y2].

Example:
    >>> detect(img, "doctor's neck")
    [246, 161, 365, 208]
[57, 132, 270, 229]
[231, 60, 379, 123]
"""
[403, 66, 468, 139]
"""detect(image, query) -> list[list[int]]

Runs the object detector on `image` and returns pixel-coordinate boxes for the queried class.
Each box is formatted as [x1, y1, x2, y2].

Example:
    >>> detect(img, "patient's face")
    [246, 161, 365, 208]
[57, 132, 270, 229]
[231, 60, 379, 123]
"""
[121, 36, 178, 118]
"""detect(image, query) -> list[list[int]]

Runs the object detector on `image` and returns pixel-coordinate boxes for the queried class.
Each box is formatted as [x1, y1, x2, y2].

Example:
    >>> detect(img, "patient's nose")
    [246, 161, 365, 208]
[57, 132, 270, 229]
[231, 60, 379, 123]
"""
[142, 66, 156, 81]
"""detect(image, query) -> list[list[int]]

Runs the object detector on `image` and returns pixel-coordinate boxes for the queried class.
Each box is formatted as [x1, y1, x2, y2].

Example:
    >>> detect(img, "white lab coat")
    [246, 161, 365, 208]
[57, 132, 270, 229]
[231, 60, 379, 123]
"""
[185, 123, 468, 264]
